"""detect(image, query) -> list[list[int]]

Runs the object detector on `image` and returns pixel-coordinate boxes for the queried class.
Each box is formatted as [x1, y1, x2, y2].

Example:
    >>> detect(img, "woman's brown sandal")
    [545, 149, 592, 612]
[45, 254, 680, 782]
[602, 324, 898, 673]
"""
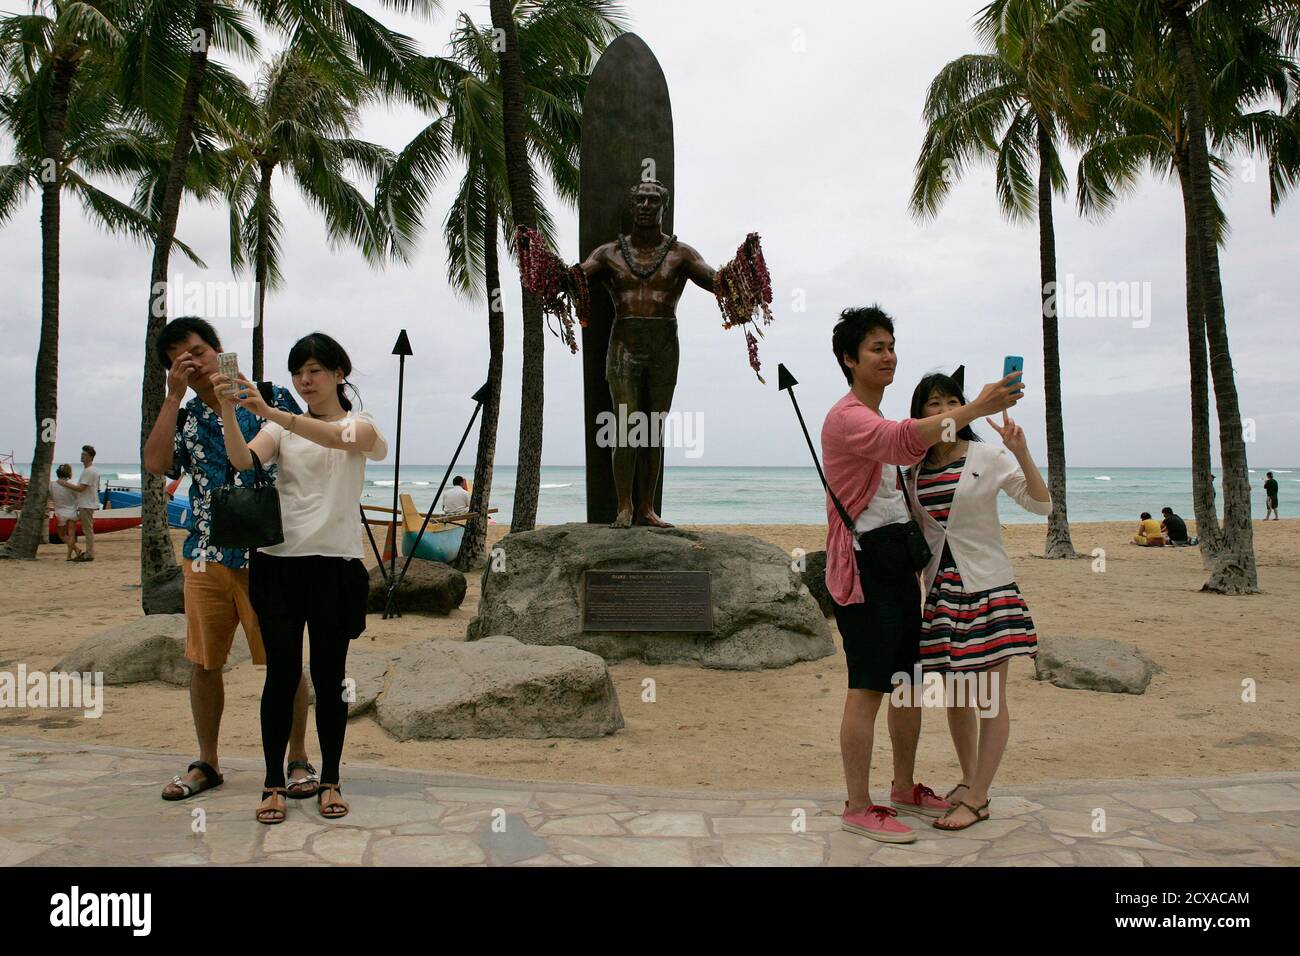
[317, 783, 350, 820]
[933, 798, 990, 831]
[256, 787, 288, 825]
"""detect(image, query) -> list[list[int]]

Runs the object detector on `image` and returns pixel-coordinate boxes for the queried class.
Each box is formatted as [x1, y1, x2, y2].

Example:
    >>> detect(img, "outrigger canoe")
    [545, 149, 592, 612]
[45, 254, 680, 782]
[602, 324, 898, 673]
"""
[0, 506, 144, 543]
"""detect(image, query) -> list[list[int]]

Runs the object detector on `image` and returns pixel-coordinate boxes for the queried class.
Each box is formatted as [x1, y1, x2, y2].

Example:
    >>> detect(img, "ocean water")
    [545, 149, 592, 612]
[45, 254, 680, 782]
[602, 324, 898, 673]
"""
[45, 463, 1298, 526]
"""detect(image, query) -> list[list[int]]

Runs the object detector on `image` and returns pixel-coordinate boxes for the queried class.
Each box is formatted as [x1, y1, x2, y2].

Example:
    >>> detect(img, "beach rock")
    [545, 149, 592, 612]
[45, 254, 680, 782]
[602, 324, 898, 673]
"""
[375, 636, 623, 739]
[466, 524, 835, 669]
[367, 560, 466, 615]
[305, 648, 390, 718]
[800, 550, 835, 617]
[1034, 635, 1160, 694]
[142, 567, 184, 615]
[55, 614, 250, 686]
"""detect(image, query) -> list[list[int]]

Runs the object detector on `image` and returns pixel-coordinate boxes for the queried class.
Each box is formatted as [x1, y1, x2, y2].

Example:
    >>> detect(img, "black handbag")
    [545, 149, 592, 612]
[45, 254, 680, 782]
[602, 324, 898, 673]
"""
[823, 466, 932, 575]
[209, 451, 284, 549]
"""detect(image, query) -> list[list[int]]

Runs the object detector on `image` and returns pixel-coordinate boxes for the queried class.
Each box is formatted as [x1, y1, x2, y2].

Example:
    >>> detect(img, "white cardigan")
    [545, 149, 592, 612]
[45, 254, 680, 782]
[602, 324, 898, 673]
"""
[904, 441, 1052, 595]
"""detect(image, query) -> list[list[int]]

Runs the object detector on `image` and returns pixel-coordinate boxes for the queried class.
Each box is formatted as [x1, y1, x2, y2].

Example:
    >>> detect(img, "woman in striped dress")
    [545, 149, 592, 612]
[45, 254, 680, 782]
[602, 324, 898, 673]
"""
[905, 368, 1052, 831]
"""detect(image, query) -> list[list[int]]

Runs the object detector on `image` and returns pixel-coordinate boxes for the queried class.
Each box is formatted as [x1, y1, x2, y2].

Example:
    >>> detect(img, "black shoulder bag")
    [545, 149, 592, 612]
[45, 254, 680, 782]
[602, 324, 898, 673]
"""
[822, 466, 932, 575]
[209, 451, 284, 549]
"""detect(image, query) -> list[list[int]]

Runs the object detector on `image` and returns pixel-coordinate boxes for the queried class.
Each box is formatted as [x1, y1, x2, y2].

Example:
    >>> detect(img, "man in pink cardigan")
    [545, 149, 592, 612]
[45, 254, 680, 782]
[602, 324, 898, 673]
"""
[822, 306, 1021, 843]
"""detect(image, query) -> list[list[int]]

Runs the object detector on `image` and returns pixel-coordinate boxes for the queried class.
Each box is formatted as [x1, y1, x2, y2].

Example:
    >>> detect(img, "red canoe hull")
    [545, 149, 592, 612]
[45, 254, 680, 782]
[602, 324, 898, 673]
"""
[0, 508, 143, 543]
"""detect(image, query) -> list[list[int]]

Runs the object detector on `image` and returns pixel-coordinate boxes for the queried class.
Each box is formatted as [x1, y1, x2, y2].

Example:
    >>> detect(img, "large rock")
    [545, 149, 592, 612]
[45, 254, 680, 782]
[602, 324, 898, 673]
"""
[142, 567, 184, 615]
[800, 550, 835, 617]
[466, 524, 835, 669]
[375, 636, 623, 739]
[1034, 635, 1160, 694]
[56, 614, 249, 685]
[306, 647, 390, 717]
[367, 560, 466, 615]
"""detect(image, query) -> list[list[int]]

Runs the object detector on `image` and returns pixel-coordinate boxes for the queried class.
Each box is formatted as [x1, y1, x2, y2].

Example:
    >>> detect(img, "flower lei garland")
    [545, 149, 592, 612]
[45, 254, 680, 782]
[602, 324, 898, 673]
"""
[515, 225, 590, 354]
[712, 232, 774, 383]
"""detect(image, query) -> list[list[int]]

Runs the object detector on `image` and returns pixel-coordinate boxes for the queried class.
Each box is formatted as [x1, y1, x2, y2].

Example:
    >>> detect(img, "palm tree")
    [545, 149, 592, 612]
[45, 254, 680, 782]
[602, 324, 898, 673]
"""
[0, 0, 204, 560]
[220, 42, 396, 380]
[1076, 1, 1299, 587]
[911, 0, 1094, 559]
[490, 0, 543, 533]
[381, 3, 622, 566]
[130, 0, 437, 595]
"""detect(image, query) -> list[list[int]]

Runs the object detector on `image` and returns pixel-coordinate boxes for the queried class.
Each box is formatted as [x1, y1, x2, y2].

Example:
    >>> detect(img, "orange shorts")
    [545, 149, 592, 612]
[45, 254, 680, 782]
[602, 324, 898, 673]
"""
[182, 561, 267, 669]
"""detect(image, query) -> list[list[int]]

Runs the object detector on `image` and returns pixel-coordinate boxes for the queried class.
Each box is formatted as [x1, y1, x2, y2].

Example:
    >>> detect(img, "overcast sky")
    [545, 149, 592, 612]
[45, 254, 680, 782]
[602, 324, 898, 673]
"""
[2, 0, 1297, 471]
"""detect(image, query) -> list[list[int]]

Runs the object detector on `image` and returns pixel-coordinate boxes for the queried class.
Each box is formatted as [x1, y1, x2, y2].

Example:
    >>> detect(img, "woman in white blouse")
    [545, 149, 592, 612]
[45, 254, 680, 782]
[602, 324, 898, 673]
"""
[904, 368, 1051, 832]
[213, 333, 387, 825]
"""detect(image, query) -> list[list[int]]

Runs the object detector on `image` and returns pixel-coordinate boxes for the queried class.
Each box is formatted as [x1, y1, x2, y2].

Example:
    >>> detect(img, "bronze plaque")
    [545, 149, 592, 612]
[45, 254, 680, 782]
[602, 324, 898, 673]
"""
[581, 570, 712, 633]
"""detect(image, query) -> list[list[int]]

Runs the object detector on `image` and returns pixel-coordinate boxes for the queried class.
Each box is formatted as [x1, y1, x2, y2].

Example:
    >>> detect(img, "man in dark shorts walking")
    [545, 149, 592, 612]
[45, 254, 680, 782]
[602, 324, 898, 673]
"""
[1264, 473, 1280, 520]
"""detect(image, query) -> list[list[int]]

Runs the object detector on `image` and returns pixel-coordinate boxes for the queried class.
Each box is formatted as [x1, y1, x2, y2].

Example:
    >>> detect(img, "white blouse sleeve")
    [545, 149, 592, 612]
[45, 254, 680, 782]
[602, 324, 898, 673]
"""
[354, 411, 388, 462]
[258, 419, 285, 467]
[996, 448, 1052, 516]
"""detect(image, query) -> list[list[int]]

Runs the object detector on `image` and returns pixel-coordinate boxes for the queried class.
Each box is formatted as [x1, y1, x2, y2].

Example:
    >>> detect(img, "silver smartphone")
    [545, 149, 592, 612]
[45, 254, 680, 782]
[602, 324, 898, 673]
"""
[217, 352, 239, 397]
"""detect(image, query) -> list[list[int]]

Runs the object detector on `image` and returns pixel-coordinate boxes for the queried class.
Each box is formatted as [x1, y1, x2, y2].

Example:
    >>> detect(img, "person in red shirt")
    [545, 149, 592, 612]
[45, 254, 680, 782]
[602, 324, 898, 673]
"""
[822, 306, 1021, 844]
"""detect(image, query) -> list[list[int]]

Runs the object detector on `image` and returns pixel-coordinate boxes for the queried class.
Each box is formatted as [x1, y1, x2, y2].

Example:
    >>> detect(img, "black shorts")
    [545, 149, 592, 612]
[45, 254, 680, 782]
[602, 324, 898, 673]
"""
[250, 551, 370, 641]
[830, 547, 922, 692]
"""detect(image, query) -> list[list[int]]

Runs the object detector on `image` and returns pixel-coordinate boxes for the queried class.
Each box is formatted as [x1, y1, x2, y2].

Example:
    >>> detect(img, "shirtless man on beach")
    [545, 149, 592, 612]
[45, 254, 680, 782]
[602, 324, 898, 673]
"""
[577, 181, 718, 529]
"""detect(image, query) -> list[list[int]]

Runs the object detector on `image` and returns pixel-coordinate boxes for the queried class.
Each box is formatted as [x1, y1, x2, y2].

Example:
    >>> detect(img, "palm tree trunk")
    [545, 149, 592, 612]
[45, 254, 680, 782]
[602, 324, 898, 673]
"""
[1175, 159, 1222, 563]
[1035, 116, 1075, 558]
[1169, 3, 1258, 593]
[252, 162, 273, 382]
[139, 0, 214, 600]
[454, 196, 504, 570]
[1, 57, 77, 560]
[489, 0, 544, 532]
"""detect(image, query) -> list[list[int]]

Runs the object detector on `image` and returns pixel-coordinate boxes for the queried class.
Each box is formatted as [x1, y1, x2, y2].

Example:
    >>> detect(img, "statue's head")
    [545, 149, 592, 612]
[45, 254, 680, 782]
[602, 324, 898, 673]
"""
[629, 180, 669, 228]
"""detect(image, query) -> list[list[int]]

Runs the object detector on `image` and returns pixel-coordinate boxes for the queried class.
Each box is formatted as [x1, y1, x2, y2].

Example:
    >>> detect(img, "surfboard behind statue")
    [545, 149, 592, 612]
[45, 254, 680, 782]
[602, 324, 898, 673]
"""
[579, 33, 674, 524]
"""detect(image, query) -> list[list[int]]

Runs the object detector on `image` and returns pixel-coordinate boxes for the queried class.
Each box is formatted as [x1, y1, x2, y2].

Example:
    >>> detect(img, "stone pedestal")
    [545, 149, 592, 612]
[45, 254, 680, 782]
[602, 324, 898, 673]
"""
[467, 524, 835, 670]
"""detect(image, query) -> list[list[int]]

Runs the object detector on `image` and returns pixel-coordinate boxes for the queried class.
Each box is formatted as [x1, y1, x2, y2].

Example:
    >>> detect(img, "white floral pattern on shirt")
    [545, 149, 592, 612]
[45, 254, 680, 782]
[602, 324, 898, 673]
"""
[167, 386, 301, 568]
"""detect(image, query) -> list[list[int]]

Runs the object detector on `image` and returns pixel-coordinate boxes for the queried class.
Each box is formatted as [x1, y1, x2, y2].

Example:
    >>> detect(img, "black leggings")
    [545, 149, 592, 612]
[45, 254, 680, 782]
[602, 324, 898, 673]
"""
[250, 552, 368, 789]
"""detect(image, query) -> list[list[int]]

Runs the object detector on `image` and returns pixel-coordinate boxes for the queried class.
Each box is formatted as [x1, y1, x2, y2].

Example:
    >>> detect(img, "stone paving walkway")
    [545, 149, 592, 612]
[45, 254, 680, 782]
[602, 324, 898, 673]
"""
[2, 736, 1298, 866]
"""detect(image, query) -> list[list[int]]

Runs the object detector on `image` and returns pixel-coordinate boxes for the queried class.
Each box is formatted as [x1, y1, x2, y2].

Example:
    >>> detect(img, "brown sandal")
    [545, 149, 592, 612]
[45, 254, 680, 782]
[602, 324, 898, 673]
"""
[933, 798, 989, 831]
[317, 783, 349, 820]
[256, 787, 288, 825]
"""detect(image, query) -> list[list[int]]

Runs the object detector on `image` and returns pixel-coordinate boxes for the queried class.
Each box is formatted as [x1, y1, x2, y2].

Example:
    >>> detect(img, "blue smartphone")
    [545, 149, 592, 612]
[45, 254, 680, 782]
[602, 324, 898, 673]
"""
[1003, 355, 1024, 394]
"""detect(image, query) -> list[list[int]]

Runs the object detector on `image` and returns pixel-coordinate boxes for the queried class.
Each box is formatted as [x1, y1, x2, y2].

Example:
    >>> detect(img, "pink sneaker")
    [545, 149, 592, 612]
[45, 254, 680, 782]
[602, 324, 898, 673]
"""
[890, 782, 951, 819]
[841, 803, 916, 844]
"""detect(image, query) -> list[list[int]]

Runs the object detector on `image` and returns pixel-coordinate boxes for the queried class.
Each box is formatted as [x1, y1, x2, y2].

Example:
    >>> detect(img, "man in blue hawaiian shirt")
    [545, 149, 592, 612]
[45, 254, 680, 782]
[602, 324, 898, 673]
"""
[144, 317, 318, 802]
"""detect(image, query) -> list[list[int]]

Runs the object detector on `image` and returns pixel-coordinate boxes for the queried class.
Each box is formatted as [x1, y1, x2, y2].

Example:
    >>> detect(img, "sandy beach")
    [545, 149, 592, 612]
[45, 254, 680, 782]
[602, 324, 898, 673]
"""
[2, 520, 1297, 793]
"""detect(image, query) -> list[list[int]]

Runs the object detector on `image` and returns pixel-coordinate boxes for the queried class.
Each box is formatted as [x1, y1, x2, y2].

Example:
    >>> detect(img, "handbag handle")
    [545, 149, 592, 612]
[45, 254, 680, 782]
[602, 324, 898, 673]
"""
[224, 450, 270, 487]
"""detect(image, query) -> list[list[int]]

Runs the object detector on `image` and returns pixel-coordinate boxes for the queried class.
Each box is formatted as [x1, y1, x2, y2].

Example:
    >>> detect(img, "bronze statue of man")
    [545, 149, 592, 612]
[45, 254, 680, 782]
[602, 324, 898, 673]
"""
[576, 181, 715, 528]
[514, 181, 772, 530]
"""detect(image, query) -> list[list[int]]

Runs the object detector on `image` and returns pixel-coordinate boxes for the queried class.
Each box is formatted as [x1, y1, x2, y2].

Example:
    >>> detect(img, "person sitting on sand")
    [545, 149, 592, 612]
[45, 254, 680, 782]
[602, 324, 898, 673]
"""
[822, 306, 1022, 845]
[1160, 507, 1189, 545]
[1133, 512, 1165, 547]
[143, 317, 317, 804]
[48, 464, 82, 561]
[904, 368, 1051, 832]
[212, 332, 387, 825]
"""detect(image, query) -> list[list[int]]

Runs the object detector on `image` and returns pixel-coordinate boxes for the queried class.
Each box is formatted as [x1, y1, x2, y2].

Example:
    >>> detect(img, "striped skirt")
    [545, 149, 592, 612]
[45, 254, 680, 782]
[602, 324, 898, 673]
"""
[919, 546, 1038, 672]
